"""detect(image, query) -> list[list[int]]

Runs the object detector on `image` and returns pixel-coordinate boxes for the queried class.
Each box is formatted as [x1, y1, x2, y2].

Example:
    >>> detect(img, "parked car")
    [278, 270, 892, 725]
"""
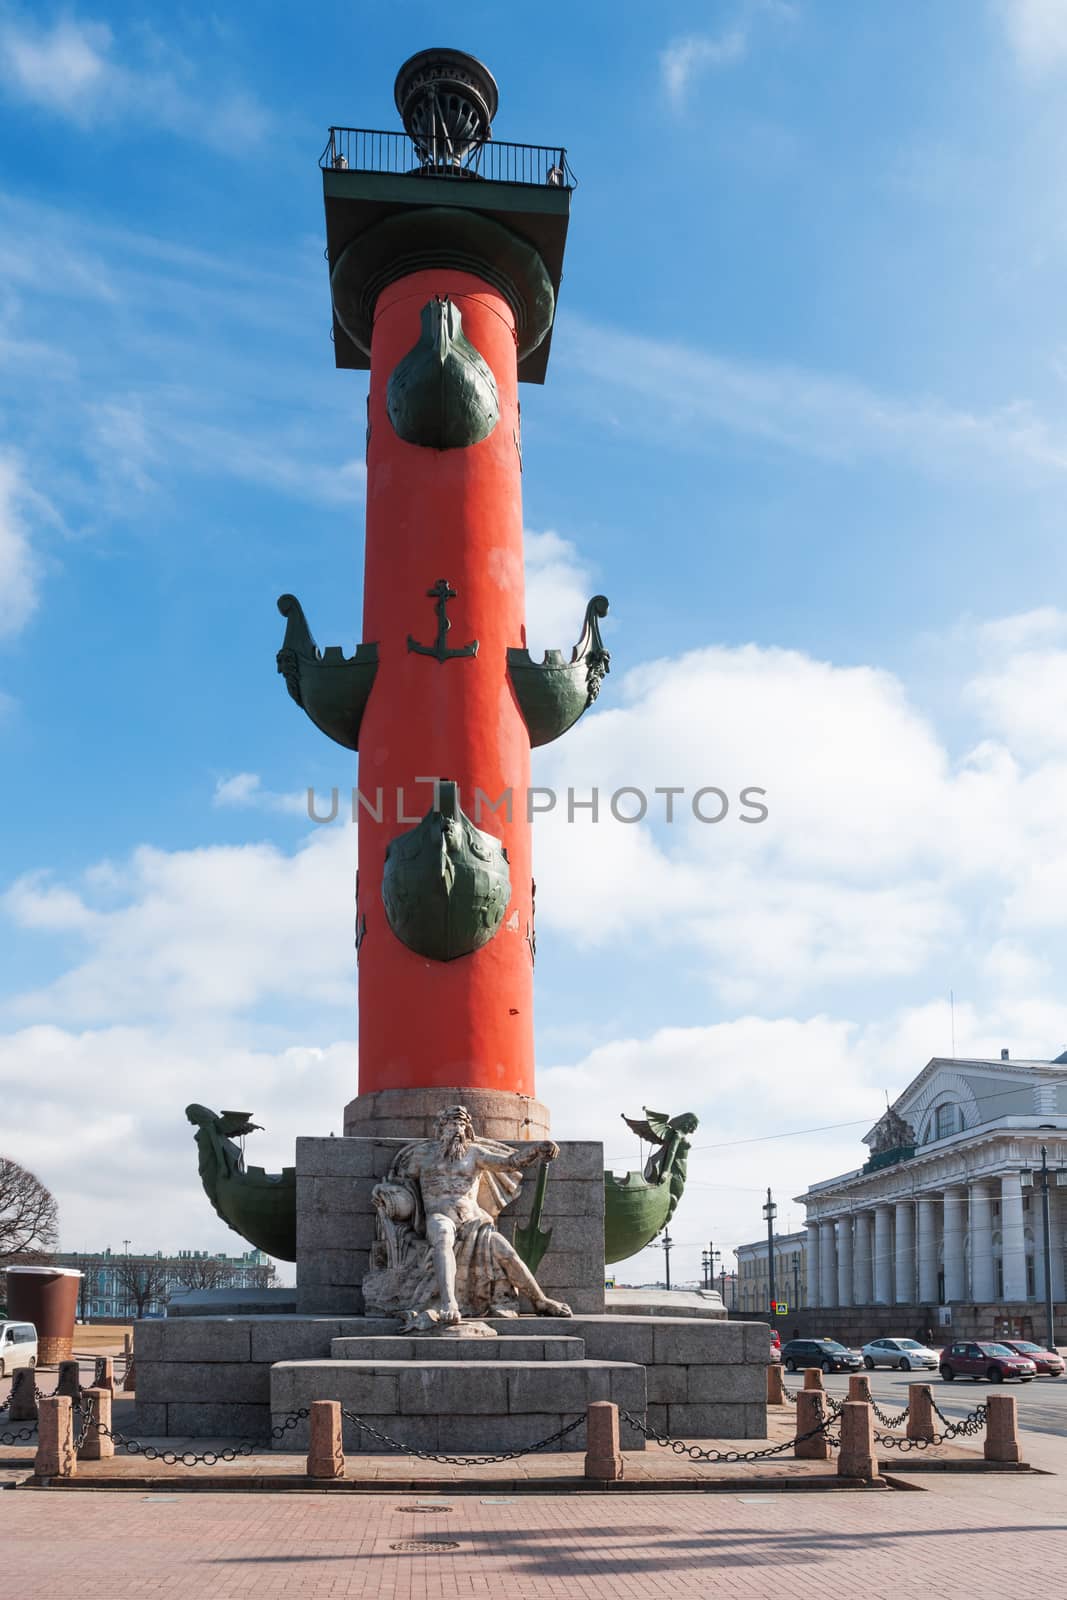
[781, 1338, 863, 1374]
[861, 1337, 939, 1372]
[0, 1320, 38, 1378]
[939, 1340, 1036, 1382]
[999, 1339, 1065, 1376]
[770, 1329, 781, 1362]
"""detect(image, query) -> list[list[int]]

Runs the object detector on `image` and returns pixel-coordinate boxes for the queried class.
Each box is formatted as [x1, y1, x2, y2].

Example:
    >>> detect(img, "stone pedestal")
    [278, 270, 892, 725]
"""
[295, 1134, 605, 1316]
[343, 1086, 550, 1142]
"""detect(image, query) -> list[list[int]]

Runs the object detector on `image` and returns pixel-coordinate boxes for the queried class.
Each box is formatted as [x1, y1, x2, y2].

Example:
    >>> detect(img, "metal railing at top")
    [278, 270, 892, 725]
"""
[320, 128, 576, 190]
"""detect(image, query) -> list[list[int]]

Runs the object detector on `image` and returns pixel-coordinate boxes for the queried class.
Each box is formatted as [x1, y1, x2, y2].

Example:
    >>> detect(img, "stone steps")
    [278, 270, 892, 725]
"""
[270, 1357, 647, 1453]
[330, 1335, 585, 1361]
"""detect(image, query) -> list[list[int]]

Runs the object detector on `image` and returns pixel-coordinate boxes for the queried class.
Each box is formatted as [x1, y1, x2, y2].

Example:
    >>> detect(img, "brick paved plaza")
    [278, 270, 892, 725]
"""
[4, 1473, 1066, 1600]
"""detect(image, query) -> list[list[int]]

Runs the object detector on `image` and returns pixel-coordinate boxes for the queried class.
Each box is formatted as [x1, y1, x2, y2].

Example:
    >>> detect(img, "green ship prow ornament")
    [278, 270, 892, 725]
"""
[381, 780, 511, 962]
[604, 1109, 699, 1265]
[386, 296, 500, 450]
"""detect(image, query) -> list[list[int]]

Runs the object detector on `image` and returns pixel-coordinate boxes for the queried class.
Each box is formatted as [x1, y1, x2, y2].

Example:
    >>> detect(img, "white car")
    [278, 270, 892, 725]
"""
[862, 1337, 939, 1371]
[0, 1320, 38, 1378]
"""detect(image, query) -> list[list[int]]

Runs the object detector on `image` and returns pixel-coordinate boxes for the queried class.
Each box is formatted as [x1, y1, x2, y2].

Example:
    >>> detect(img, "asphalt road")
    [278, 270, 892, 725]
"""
[820, 1360, 1067, 1439]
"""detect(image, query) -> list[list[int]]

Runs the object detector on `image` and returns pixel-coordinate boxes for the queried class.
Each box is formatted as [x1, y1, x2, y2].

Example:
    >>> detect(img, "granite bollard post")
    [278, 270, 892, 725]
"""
[78, 1388, 114, 1461]
[584, 1401, 624, 1481]
[803, 1367, 825, 1391]
[837, 1399, 878, 1480]
[56, 1360, 81, 1400]
[34, 1395, 76, 1478]
[9, 1366, 38, 1422]
[794, 1390, 830, 1460]
[984, 1394, 1021, 1463]
[906, 1383, 935, 1443]
[847, 1374, 869, 1403]
[93, 1356, 114, 1394]
[307, 1400, 344, 1479]
[766, 1364, 786, 1405]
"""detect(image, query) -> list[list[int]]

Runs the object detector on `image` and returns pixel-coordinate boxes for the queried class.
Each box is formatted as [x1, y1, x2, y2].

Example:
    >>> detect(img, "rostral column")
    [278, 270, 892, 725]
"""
[277, 50, 609, 1144]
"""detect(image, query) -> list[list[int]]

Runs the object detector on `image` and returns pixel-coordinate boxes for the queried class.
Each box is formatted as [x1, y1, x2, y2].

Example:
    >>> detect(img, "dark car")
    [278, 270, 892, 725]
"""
[781, 1338, 863, 1374]
[999, 1339, 1065, 1376]
[939, 1340, 1036, 1383]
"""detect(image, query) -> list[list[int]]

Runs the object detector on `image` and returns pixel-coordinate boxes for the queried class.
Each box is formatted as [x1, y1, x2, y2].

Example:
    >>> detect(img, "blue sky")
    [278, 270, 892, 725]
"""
[3, 1, 1067, 1282]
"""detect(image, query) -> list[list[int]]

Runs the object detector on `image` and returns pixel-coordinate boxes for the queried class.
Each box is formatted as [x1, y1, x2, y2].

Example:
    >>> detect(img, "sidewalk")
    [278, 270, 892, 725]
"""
[4, 1481, 1067, 1600]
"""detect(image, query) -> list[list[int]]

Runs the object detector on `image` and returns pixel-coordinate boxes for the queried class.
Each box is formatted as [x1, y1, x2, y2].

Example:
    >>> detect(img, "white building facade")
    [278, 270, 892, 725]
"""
[798, 1053, 1067, 1314]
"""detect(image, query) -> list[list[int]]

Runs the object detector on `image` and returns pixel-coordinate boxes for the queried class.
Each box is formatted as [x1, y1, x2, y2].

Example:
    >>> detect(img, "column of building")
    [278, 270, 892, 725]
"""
[916, 1196, 939, 1303]
[874, 1205, 894, 1304]
[969, 1179, 995, 1301]
[943, 1187, 966, 1302]
[852, 1211, 873, 1303]
[1000, 1172, 1028, 1302]
[894, 1200, 915, 1303]
[806, 1221, 821, 1308]
[836, 1215, 853, 1308]
[818, 1219, 837, 1308]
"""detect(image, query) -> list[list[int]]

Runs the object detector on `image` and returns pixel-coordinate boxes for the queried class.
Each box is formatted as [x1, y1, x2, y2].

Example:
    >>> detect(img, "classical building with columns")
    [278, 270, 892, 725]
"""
[797, 1051, 1067, 1337]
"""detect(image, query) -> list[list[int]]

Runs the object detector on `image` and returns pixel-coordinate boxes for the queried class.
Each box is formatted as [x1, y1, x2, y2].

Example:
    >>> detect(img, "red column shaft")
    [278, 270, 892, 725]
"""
[356, 268, 533, 1097]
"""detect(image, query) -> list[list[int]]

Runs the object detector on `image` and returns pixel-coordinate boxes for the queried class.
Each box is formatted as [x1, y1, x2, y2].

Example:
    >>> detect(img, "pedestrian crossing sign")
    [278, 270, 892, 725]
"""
[772, 1301, 788, 1314]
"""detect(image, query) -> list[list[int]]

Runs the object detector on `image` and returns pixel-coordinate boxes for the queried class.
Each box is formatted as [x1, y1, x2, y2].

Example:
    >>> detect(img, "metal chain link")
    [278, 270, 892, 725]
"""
[875, 1401, 987, 1451]
[0, 1423, 37, 1444]
[852, 1378, 911, 1429]
[339, 1406, 585, 1465]
[621, 1406, 840, 1462]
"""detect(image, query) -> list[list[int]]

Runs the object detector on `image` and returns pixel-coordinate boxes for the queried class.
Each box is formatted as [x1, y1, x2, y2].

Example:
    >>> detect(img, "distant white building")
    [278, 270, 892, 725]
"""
[798, 1051, 1067, 1316]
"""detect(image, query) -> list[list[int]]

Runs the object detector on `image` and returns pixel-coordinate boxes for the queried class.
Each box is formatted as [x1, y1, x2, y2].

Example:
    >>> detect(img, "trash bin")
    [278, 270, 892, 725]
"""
[5, 1266, 82, 1365]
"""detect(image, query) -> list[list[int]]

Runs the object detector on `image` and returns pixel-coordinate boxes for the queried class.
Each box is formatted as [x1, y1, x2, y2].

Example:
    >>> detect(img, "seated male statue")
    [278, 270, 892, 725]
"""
[363, 1104, 572, 1328]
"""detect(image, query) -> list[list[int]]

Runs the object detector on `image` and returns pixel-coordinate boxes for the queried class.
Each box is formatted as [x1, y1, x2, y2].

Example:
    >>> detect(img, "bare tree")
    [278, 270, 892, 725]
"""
[114, 1256, 171, 1319]
[170, 1256, 237, 1292]
[0, 1155, 59, 1261]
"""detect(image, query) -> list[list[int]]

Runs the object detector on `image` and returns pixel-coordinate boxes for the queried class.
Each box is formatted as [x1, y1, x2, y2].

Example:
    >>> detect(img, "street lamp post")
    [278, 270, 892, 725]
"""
[763, 1189, 778, 1326]
[1041, 1147, 1056, 1353]
[660, 1231, 674, 1291]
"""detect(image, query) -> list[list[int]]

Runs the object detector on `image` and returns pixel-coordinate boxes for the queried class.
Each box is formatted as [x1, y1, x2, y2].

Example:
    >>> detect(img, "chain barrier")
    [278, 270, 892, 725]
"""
[339, 1406, 585, 1465]
[621, 1406, 840, 1462]
[0, 1424, 37, 1445]
[79, 1408, 310, 1466]
[75, 1395, 96, 1452]
[853, 1379, 911, 1429]
[874, 1402, 987, 1451]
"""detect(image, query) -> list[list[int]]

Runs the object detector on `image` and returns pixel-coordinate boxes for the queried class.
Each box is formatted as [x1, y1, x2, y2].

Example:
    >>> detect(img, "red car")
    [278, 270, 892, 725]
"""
[999, 1339, 1065, 1376]
[939, 1340, 1036, 1383]
[770, 1329, 781, 1362]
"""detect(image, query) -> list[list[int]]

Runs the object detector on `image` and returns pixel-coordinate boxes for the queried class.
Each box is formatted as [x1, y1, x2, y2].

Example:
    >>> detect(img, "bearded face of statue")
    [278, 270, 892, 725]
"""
[435, 1106, 473, 1162]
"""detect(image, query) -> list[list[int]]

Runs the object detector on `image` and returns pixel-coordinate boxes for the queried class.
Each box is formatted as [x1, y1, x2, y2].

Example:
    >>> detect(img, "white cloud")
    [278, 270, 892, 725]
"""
[1, 17, 110, 115]
[560, 312, 1067, 482]
[0, 1021, 352, 1259]
[0, 16, 269, 150]
[523, 529, 600, 657]
[661, 30, 748, 103]
[661, 2, 796, 105]
[2, 826, 358, 1024]
[997, 0, 1067, 72]
[0, 455, 41, 639]
[213, 773, 307, 817]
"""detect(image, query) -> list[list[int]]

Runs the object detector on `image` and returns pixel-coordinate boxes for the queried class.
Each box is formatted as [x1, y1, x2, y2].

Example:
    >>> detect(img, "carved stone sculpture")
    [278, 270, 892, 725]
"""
[362, 1104, 572, 1330]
